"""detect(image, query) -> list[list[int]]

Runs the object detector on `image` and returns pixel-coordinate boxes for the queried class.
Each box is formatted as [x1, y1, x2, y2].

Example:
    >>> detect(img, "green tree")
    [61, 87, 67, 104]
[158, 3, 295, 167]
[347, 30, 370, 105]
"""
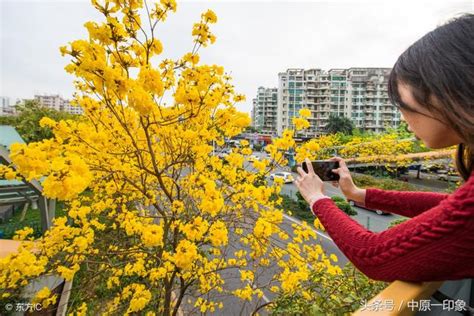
[384, 121, 412, 139]
[0, 115, 18, 126]
[2, 100, 79, 143]
[325, 114, 355, 135]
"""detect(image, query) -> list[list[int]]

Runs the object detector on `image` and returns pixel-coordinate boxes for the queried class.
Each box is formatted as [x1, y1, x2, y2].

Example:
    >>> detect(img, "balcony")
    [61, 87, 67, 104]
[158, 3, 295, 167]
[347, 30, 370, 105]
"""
[316, 85, 330, 90]
[315, 107, 331, 112]
[316, 94, 331, 98]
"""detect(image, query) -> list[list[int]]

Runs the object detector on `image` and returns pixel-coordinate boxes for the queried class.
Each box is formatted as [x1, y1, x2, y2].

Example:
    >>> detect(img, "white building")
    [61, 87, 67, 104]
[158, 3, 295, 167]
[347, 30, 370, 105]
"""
[345, 67, 400, 133]
[0, 96, 10, 116]
[259, 67, 401, 138]
[62, 99, 84, 115]
[34, 94, 84, 115]
[251, 87, 278, 135]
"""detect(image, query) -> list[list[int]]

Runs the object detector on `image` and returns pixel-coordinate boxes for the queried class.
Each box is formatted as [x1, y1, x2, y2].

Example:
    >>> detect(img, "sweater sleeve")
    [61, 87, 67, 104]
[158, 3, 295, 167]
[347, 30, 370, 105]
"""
[365, 189, 449, 218]
[311, 175, 474, 282]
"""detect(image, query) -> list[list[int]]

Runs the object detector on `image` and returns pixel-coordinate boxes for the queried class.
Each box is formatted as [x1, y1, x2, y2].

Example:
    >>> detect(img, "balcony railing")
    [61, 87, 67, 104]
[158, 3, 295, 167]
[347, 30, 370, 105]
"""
[353, 280, 443, 315]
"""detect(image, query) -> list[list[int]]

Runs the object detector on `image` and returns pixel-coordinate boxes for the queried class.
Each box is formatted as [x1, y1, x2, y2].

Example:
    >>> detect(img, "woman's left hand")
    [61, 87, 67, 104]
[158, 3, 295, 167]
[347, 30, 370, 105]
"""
[294, 158, 326, 205]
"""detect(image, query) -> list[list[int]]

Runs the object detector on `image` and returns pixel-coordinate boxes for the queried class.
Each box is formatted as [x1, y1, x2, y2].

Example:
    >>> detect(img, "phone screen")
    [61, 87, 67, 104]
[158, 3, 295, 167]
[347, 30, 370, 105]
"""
[302, 160, 340, 181]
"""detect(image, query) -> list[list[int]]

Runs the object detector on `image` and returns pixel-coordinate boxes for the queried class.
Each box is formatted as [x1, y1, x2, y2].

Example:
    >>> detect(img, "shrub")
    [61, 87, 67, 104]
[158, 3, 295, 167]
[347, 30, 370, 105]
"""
[352, 174, 425, 192]
[278, 193, 314, 223]
[388, 217, 409, 228]
[331, 196, 358, 216]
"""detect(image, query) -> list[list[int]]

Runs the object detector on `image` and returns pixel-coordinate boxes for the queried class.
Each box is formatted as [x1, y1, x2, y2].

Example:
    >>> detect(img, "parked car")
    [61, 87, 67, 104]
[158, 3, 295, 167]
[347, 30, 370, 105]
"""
[348, 200, 390, 215]
[436, 170, 462, 182]
[269, 172, 294, 184]
[248, 154, 260, 162]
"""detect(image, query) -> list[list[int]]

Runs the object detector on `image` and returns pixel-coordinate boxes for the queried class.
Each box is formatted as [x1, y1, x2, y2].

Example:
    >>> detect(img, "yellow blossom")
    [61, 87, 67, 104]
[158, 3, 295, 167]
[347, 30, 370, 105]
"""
[299, 108, 311, 118]
[292, 117, 310, 131]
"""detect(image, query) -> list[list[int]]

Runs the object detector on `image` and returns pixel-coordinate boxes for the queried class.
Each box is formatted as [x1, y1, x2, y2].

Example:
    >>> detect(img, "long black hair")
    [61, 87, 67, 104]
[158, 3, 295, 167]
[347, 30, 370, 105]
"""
[388, 13, 474, 181]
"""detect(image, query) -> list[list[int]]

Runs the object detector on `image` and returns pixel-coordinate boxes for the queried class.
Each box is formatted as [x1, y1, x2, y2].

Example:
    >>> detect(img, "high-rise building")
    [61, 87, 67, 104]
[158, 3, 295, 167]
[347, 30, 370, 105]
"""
[345, 68, 399, 133]
[0, 96, 18, 116]
[277, 69, 307, 137]
[0, 96, 10, 116]
[0, 96, 10, 108]
[251, 67, 401, 137]
[251, 87, 278, 135]
[34, 94, 84, 115]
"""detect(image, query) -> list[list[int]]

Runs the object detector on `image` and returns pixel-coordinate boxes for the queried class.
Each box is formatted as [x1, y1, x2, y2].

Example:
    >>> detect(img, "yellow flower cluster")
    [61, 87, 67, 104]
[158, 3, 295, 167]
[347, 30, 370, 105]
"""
[208, 220, 228, 246]
[0, 164, 19, 180]
[32, 286, 57, 308]
[0, 242, 47, 289]
[122, 283, 152, 313]
[141, 224, 164, 247]
[179, 216, 208, 241]
[292, 117, 310, 131]
[192, 10, 217, 47]
[173, 239, 199, 270]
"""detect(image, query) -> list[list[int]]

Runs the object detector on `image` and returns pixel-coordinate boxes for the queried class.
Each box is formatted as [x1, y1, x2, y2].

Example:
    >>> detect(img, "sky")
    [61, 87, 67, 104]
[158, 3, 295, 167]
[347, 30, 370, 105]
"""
[1, 0, 472, 114]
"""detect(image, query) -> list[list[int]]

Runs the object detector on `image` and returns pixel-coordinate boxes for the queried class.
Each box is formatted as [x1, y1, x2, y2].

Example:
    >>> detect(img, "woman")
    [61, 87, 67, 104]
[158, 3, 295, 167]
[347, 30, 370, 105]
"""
[295, 14, 473, 283]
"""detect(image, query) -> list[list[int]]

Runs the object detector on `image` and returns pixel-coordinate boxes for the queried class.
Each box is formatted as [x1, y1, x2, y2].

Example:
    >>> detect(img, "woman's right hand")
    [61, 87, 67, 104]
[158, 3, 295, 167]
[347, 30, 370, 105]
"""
[330, 157, 365, 203]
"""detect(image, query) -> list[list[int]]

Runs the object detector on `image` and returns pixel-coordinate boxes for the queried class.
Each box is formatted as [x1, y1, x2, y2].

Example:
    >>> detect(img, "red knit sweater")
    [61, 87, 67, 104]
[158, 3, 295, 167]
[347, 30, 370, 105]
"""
[311, 171, 474, 282]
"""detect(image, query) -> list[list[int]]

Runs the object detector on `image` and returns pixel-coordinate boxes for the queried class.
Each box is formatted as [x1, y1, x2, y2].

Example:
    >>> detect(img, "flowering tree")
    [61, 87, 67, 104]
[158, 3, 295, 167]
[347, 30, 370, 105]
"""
[0, 1, 347, 314]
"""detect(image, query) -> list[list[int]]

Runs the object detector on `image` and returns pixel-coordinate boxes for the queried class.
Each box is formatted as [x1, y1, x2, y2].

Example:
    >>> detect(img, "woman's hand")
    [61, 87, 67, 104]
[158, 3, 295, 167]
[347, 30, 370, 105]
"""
[329, 157, 366, 203]
[294, 158, 329, 206]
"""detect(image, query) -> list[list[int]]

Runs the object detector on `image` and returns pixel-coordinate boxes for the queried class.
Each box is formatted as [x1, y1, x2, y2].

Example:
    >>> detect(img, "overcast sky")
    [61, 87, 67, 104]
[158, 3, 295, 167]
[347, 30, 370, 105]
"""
[1, 0, 472, 114]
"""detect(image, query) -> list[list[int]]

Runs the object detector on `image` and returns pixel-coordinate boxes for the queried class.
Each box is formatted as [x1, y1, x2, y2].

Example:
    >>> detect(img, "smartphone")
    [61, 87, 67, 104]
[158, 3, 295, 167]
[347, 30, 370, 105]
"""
[302, 160, 340, 181]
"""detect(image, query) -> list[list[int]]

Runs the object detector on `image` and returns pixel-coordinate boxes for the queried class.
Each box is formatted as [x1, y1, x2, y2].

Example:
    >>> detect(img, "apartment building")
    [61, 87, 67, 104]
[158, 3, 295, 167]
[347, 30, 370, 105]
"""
[0, 96, 11, 116]
[252, 67, 401, 137]
[34, 94, 84, 115]
[251, 87, 278, 135]
[345, 68, 400, 133]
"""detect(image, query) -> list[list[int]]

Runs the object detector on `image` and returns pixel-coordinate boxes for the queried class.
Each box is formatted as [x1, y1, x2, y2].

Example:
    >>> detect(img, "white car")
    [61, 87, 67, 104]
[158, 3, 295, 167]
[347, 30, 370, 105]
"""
[270, 172, 294, 184]
[248, 154, 260, 162]
[437, 170, 462, 182]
